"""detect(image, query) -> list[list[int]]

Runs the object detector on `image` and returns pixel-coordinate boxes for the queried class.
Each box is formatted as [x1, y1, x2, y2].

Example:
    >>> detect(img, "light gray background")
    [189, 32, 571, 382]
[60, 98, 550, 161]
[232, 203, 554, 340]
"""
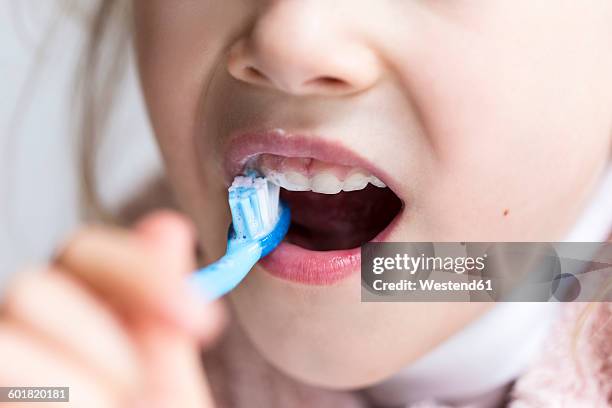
[1, 1, 161, 283]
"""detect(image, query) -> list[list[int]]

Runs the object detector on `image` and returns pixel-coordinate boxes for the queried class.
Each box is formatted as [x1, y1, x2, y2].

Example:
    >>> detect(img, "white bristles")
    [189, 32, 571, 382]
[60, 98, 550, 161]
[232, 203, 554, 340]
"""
[228, 176, 281, 241]
[268, 182, 280, 226]
[253, 178, 271, 230]
[231, 176, 254, 188]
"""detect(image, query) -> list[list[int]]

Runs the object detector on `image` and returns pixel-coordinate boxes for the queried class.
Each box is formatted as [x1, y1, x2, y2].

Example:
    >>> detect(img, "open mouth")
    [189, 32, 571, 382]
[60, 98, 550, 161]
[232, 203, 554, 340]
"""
[224, 131, 404, 285]
[248, 154, 402, 251]
[282, 186, 402, 251]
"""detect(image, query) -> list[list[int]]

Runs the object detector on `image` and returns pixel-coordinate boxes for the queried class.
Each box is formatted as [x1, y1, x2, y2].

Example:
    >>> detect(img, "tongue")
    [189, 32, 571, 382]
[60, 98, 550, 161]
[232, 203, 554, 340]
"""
[280, 185, 402, 251]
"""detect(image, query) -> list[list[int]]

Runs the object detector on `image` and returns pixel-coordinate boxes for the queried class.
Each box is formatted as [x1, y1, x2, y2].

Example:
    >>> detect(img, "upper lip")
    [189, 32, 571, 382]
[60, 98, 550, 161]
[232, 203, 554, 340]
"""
[222, 129, 397, 191]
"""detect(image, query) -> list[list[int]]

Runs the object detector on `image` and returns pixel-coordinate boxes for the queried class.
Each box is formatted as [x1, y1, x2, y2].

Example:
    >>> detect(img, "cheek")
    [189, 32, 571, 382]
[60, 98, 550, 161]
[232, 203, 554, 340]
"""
[387, 5, 612, 240]
[133, 2, 228, 156]
[132, 1, 253, 259]
[133, 0, 253, 135]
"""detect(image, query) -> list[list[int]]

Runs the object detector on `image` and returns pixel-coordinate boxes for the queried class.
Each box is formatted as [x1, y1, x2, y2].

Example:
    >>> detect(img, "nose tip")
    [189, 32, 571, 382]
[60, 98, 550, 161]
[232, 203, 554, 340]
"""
[226, 7, 381, 96]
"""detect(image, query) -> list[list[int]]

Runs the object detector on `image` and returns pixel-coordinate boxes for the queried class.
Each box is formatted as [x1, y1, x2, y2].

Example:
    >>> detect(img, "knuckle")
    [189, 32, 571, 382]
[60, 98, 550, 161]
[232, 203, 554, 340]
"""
[53, 225, 152, 279]
[53, 225, 109, 264]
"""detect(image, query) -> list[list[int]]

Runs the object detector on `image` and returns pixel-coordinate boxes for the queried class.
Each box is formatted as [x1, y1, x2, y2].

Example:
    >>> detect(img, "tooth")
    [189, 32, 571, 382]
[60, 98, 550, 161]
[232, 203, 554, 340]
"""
[311, 173, 343, 194]
[262, 170, 309, 191]
[343, 172, 370, 191]
[257, 157, 387, 193]
[263, 171, 284, 187]
[283, 171, 311, 191]
[370, 176, 386, 188]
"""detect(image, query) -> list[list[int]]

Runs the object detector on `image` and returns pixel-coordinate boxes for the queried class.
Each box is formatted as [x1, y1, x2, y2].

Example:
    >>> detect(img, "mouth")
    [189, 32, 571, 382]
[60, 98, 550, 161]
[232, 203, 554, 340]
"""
[224, 131, 403, 285]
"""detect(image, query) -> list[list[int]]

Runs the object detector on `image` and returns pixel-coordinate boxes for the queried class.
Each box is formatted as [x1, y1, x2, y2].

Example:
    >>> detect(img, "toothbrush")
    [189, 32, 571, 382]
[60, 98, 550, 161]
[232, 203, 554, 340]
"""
[189, 175, 290, 300]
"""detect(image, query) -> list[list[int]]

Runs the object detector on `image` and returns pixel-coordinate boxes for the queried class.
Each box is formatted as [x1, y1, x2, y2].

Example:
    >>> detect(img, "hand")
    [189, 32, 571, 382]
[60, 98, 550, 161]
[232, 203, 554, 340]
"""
[0, 211, 225, 407]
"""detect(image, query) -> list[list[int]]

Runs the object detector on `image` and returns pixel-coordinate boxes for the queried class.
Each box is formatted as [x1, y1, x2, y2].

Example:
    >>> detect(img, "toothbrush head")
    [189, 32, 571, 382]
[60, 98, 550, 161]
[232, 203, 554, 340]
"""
[228, 175, 290, 255]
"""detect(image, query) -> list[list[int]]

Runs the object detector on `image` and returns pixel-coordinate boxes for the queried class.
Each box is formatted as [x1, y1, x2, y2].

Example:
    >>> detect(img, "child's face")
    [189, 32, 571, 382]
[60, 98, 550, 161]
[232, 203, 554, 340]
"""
[133, 0, 612, 388]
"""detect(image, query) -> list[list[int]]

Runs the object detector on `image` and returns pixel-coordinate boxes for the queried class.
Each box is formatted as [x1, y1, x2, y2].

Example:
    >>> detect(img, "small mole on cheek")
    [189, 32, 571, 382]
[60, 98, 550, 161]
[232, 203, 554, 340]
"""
[503, 209, 509, 217]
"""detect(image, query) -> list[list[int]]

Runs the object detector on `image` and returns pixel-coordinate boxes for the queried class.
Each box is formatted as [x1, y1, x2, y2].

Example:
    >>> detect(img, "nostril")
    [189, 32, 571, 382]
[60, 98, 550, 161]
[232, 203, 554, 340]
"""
[318, 77, 347, 86]
[304, 76, 351, 92]
[245, 66, 268, 82]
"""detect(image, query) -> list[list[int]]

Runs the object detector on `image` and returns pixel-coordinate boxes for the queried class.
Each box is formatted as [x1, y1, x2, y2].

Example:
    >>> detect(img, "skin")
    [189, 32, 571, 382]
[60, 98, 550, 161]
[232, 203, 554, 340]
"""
[0, 212, 225, 406]
[1, 0, 611, 405]
[133, 0, 612, 389]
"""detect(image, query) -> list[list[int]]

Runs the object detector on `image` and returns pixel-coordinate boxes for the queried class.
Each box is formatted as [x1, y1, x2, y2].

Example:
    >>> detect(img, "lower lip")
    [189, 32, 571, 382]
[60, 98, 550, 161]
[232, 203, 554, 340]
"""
[258, 211, 402, 285]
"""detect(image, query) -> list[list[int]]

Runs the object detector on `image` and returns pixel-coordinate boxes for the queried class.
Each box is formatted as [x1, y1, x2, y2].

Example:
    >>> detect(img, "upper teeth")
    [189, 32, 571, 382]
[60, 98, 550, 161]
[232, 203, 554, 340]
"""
[261, 169, 386, 194]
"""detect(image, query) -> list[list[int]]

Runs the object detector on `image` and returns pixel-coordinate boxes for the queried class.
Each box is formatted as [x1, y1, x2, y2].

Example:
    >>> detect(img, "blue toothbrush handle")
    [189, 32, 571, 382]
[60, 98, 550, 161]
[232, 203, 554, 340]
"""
[189, 202, 290, 301]
[189, 242, 262, 300]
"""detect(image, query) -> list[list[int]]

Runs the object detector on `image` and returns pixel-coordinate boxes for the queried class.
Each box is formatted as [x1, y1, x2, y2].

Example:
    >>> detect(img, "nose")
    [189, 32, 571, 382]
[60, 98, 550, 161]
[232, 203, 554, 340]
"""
[227, 2, 381, 96]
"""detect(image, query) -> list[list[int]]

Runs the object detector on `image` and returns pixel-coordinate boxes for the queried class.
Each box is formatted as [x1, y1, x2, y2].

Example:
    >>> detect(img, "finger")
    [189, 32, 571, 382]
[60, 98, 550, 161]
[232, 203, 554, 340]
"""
[1, 268, 141, 393]
[54, 223, 208, 336]
[0, 322, 123, 408]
